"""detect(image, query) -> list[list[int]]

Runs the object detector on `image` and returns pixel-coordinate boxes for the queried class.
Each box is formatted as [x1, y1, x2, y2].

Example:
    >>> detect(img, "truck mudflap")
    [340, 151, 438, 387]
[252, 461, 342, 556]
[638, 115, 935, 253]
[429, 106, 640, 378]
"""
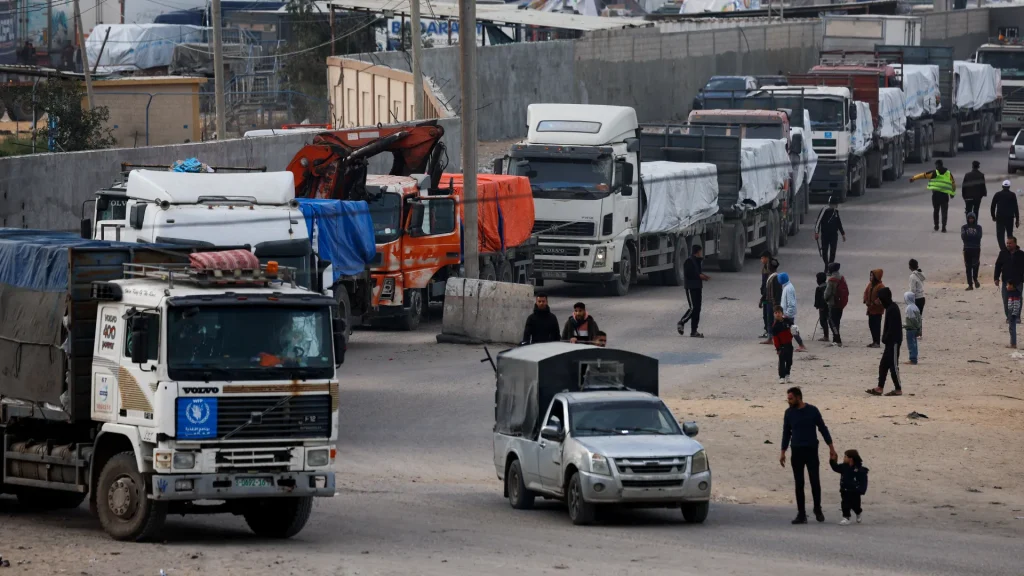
[150, 471, 335, 500]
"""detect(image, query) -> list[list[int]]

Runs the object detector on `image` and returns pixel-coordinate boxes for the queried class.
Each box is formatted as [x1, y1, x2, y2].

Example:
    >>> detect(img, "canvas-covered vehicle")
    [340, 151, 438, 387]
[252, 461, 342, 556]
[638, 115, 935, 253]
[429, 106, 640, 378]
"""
[491, 343, 712, 525]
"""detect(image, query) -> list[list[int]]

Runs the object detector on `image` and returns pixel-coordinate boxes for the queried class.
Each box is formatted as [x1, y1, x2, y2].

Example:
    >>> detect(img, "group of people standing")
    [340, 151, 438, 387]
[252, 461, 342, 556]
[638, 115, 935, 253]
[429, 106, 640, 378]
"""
[521, 294, 607, 347]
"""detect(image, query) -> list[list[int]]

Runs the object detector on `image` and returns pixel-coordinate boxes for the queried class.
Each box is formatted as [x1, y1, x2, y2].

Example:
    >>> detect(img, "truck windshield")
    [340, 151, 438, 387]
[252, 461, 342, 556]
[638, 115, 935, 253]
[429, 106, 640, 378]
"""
[805, 99, 845, 129]
[368, 192, 403, 243]
[976, 50, 1024, 76]
[509, 156, 613, 200]
[96, 193, 128, 221]
[167, 305, 333, 381]
[570, 400, 682, 436]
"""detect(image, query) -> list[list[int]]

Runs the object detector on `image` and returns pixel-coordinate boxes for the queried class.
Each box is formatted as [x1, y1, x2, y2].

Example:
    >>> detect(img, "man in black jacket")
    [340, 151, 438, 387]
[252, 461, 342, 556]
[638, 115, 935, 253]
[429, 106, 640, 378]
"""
[962, 212, 983, 290]
[995, 236, 1024, 320]
[961, 161, 987, 217]
[521, 294, 560, 345]
[780, 386, 836, 524]
[814, 197, 846, 271]
[561, 302, 600, 344]
[867, 287, 903, 396]
[991, 180, 1019, 252]
[678, 244, 710, 338]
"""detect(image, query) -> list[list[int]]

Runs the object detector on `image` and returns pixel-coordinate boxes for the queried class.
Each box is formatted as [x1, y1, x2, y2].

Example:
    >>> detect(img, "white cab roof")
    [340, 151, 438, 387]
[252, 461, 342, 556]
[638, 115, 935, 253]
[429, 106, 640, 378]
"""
[762, 86, 852, 99]
[126, 170, 296, 205]
[526, 104, 638, 146]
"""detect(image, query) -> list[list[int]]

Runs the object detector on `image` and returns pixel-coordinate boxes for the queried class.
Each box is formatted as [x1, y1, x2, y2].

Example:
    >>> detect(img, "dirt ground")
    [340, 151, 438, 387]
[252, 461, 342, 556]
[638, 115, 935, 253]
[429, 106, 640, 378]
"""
[663, 262, 1024, 532]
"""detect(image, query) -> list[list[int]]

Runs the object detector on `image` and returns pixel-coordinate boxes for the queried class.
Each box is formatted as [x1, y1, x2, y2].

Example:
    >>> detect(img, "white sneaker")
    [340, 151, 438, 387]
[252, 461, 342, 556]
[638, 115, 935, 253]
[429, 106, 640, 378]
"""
[839, 518, 850, 526]
[785, 376, 791, 383]
[779, 377, 786, 384]
[856, 514, 862, 524]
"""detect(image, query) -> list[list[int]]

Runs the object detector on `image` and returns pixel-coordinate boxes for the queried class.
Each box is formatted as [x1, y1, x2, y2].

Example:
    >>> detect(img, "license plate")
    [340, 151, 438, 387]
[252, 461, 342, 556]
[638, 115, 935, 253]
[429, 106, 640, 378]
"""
[546, 272, 567, 279]
[235, 477, 273, 488]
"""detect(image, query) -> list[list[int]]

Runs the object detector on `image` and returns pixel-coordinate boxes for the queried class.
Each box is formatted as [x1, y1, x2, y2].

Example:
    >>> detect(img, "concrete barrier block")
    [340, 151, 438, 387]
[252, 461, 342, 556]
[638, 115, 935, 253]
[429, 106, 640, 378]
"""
[438, 277, 534, 345]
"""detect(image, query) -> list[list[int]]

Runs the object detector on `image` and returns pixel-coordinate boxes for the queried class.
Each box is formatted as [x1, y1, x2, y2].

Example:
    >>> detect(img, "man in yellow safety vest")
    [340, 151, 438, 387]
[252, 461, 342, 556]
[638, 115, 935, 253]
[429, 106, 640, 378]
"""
[910, 160, 956, 233]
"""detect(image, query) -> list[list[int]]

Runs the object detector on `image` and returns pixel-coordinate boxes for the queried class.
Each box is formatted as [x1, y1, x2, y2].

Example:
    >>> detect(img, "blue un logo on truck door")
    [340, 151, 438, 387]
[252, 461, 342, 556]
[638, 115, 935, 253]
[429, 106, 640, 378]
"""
[176, 398, 218, 439]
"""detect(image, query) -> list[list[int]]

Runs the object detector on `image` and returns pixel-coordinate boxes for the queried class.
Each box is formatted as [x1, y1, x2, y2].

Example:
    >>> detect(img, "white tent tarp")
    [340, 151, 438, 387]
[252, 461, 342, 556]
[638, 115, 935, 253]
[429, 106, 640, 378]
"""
[739, 139, 789, 208]
[87, 24, 205, 73]
[853, 101, 874, 155]
[954, 61, 1000, 111]
[639, 161, 720, 234]
[898, 64, 940, 118]
[878, 87, 907, 139]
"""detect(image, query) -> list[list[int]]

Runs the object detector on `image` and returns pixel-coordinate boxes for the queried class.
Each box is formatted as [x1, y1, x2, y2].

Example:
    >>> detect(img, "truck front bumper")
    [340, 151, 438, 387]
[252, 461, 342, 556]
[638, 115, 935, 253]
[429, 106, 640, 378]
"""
[809, 161, 849, 197]
[150, 471, 335, 500]
[578, 470, 711, 504]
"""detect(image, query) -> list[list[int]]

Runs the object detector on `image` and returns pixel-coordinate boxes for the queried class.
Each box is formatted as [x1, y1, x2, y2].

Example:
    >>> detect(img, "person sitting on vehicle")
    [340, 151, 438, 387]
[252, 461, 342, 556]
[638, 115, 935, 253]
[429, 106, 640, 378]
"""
[562, 301, 600, 344]
[521, 293, 560, 345]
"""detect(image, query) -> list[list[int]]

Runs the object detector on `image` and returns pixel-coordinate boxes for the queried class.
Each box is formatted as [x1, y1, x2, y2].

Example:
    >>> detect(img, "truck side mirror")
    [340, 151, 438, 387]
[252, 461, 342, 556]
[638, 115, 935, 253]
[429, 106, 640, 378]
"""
[625, 137, 640, 152]
[130, 323, 149, 365]
[332, 316, 346, 365]
[682, 421, 699, 437]
[81, 218, 92, 239]
[792, 133, 803, 152]
[492, 157, 504, 174]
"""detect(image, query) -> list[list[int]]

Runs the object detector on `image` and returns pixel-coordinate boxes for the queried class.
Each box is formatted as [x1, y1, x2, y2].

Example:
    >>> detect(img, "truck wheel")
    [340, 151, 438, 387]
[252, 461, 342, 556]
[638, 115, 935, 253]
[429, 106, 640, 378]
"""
[681, 501, 710, 523]
[334, 286, 353, 338]
[923, 128, 932, 162]
[763, 210, 779, 257]
[883, 143, 897, 182]
[398, 289, 424, 331]
[16, 488, 87, 510]
[566, 472, 595, 526]
[506, 459, 535, 510]
[605, 247, 632, 297]
[498, 260, 513, 283]
[984, 117, 995, 151]
[96, 452, 167, 542]
[661, 236, 686, 286]
[718, 223, 745, 272]
[778, 206, 790, 247]
[481, 262, 497, 282]
[243, 497, 314, 539]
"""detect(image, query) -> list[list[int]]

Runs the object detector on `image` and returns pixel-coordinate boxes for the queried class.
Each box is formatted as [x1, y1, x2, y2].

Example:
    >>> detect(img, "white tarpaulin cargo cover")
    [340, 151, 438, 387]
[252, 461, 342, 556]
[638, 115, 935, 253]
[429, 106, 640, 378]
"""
[898, 64, 940, 118]
[853, 101, 874, 155]
[87, 24, 205, 73]
[879, 87, 907, 139]
[739, 139, 789, 208]
[793, 109, 819, 192]
[639, 161, 719, 234]
[954, 61, 1000, 111]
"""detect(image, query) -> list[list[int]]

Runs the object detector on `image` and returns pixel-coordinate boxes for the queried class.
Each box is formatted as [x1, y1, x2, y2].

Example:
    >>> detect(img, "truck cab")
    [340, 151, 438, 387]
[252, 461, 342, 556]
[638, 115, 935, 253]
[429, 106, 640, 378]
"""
[974, 34, 1024, 136]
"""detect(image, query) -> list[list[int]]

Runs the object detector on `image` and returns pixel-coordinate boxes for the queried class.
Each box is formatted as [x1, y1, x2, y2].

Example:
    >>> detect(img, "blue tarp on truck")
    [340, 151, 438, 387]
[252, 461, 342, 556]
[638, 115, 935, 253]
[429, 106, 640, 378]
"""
[297, 199, 377, 282]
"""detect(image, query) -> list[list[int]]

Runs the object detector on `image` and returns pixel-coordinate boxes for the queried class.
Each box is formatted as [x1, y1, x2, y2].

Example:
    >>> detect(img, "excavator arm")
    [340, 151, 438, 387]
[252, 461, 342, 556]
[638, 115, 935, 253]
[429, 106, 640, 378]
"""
[286, 120, 447, 200]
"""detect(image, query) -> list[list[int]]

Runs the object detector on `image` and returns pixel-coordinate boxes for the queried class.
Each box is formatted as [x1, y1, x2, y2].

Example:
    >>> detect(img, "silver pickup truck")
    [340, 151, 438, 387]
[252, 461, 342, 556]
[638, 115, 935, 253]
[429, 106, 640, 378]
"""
[491, 343, 712, 525]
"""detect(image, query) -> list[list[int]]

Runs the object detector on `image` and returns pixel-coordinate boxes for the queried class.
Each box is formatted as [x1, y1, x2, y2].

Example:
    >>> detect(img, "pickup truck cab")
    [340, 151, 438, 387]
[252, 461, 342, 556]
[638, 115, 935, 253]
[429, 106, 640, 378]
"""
[492, 343, 711, 525]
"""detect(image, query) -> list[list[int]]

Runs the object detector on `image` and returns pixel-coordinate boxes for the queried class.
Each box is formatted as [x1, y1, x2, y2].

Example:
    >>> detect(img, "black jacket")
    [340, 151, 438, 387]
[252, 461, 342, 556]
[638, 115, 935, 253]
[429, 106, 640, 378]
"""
[814, 283, 827, 310]
[961, 169, 988, 202]
[522, 306, 560, 345]
[814, 207, 845, 238]
[961, 220, 983, 250]
[683, 256, 703, 290]
[995, 248, 1024, 286]
[991, 188, 1019, 223]
[881, 297, 903, 345]
[829, 460, 869, 494]
[561, 315, 600, 343]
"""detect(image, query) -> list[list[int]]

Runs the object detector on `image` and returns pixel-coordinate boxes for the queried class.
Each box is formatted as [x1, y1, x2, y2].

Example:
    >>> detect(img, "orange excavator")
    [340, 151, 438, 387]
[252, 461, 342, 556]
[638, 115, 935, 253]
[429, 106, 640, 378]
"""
[285, 120, 536, 330]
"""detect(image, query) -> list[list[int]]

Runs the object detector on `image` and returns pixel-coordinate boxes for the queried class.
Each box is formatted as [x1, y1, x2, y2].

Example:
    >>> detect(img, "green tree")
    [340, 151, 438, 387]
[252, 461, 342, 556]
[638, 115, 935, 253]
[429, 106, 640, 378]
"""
[0, 80, 115, 153]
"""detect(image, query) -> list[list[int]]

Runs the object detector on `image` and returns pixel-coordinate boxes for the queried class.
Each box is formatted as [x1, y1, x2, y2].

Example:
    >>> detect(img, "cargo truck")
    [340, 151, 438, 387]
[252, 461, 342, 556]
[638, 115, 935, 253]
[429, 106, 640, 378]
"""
[973, 32, 1024, 137]
[0, 234, 344, 541]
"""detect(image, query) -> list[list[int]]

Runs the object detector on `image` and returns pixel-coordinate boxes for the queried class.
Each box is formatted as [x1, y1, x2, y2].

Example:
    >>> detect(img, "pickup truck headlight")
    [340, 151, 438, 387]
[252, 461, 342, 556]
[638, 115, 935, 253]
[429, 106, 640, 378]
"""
[307, 449, 330, 467]
[172, 452, 196, 470]
[590, 453, 611, 476]
[691, 450, 709, 474]
[595, 247, 607, 267]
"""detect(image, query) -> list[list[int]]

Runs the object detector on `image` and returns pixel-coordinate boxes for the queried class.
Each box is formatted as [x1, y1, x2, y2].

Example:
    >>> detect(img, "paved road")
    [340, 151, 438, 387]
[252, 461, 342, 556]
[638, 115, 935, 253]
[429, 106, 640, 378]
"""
[3, 145, 1021, 575]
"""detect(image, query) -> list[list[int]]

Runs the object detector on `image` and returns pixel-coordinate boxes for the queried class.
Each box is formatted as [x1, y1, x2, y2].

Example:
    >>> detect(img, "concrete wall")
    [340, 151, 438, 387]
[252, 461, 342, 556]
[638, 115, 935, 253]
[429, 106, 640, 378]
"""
[0, 117, 461, 232]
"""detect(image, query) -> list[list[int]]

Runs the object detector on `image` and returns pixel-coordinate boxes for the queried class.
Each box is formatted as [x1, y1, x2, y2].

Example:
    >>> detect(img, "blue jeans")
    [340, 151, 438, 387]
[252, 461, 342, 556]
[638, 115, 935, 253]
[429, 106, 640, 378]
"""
[906, 329, 919, 362]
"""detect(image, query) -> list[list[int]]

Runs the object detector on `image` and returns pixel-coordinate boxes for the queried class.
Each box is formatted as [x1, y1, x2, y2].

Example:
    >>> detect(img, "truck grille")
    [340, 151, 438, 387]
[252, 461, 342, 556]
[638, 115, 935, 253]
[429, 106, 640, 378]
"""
[534, 259, 581, 272]
[812, 139, 837, 147]
[214, 446, 296, 472]
[532, 220, 595, 237]
[535, 245, 582, 257]
[213, 395, 332, 440]
[614, 457, 688, 474]
[1002, 85, 1024, 103]
[621, 479, 684, 488]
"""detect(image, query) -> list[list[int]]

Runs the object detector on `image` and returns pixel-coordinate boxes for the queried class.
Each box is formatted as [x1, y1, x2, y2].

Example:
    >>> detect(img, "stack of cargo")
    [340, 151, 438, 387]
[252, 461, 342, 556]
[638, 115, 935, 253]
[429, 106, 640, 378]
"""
[638, 161, 720, 234]
[738, 139, 791, 208]
[898, 64, 941, 118]
[878, 87, 908, 139]
[954, 61, 1001, 111]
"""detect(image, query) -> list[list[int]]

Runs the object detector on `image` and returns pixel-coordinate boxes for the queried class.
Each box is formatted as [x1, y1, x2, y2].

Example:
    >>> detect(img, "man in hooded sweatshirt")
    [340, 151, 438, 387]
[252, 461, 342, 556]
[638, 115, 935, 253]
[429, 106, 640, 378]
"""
[961, 160, 987, 217]
[823, 263, 848, 347]
[908, 259, 926, 337]
[761, 259, 783, 345]
[867, 287, 903, 396]
[863, 269, 886, 347]
[910, 159, 956, 233]
[562, 302, 600, 344]
[962, 212, 983, 289]
[521, 293, 560, 345]
[991, 180, 1019, 252]
[780, 272, 807, 352]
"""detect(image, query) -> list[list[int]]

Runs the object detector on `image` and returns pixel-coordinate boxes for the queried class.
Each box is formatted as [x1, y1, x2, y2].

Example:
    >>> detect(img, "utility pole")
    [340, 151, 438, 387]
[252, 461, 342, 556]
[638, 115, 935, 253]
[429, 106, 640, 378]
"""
[73, 0, 95, 110]
[211, 0, 227, 139]
[459, 0, 478, 279]
[410, 0, 424, 119]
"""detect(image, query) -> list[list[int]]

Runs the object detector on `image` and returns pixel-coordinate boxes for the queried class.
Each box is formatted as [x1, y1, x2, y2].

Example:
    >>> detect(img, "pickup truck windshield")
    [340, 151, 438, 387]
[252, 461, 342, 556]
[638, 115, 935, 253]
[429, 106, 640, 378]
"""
[805, 99, 845, 129]
[976, 51, 1024, 76]
[368, 192, 403, 243]
[570, 400, 682, 436]
[167, 305, 333, 381]
[509, 156, 613, 200]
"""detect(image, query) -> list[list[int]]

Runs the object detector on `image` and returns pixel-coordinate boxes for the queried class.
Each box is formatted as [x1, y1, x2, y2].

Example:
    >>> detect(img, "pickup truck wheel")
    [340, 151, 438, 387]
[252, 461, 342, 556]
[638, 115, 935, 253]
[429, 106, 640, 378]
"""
[506, 460, 535, 510]
[566, 472, 595, 526]
[397, 289, 424, 331]
[605, 247, 632, 297]
[681, 501, 710, 524]
[16, 488, 87, 510]
[96, 452, 167, 542]
[243, 496, 314, 538]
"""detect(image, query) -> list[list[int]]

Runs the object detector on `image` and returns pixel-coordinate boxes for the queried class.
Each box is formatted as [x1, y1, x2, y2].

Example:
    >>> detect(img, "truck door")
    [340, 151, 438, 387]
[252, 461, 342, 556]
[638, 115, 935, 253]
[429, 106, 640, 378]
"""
[538, 399, 567, 492]
[92, 305, 125, 422]
[118, 309, 162, 428]
[403, 196, 460, 297]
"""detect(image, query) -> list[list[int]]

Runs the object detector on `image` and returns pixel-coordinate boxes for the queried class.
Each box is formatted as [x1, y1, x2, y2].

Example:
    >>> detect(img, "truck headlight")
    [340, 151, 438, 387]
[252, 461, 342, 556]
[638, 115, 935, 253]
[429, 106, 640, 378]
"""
[590, 453, 611, 476]
[172, 452, 196, 470]
[595, 247, 607, 267]
[307, 449, 330, 468]
[690, 450, 709, 474]
[154, 450, 172, 470]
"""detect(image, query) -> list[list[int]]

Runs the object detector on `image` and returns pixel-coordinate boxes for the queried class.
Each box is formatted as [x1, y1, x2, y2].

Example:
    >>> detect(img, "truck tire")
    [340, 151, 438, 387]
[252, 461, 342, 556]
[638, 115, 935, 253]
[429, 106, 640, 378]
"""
[506, 459, 535, 510]
[334, 286, 353, 338]
[481, 262, 497, 282]
[16, 488, 86, 510]
[96, 452, 167, 542]
[718, 223, 745, 272]
[498, 260, 514, 283]
[681, 501, 710, 523]
[984, 116, 995, 151]
[605, 246, 632, 297]
[923, 127, 932, 162]
[883, 143, 897, 182]
[243, 496, 314, 539]
[660, 236, 686, 286]
[566, 471, 595, 526]
[397, 289, 424, 331]
[777, 206, 789, 247]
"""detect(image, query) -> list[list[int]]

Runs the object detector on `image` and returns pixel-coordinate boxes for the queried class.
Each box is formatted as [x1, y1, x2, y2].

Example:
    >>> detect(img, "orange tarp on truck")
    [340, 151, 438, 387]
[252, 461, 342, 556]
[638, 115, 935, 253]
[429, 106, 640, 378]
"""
[439, 174, 535, 253]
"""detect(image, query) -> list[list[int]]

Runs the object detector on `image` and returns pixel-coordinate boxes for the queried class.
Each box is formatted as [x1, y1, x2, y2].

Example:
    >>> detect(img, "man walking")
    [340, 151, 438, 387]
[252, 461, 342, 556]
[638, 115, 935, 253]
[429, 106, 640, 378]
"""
[867, 288, 903, 396]
[759, 250, 773, 339]
[962, 212, 983, 290]
[761, 259, 782, 344]
[823, 262, 848, 347]
[910, 159, 956, 232]
[521, 293, 560, 345]
[814, 197, 846, 271]
[994, 236, 1024, 321]
[562, 302, 600, 344]
[780, 386, 837, 524]
[991, 180, 1019, 253]
[908, 259, 926, 337]
[780, 272, 808, 352]
[961, 160, 987, 217]
[678, 244, 709, 338]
